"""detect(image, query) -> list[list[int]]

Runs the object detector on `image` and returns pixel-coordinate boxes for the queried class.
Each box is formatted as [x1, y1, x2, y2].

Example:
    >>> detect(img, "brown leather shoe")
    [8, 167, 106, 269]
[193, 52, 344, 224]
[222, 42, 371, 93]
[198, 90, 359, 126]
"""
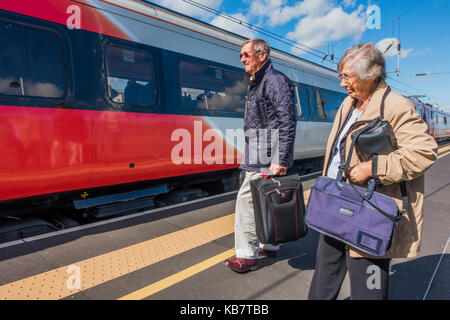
[224, 257, 259, 273]
[258, 247, 279, 257]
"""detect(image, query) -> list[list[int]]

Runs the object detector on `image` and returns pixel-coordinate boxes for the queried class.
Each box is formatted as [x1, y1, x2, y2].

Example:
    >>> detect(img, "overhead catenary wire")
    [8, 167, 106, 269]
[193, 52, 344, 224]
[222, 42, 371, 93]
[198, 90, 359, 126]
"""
[387, 76, 450, 105]
[408, 72, 450, 76]
[179, 0, 449, 107]
[180, 0, 340, 64]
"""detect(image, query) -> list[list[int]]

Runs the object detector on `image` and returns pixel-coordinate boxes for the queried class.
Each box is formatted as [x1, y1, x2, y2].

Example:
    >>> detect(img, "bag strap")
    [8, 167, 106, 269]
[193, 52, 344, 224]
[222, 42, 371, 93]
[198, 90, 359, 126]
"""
[339, 131, 400, 222]
[348, 182, 401, 222]
[380, 86, 391, 119]
[338, 86, 392, 175]
[381, 87, 408, 215]
[337, 85, 407, 216]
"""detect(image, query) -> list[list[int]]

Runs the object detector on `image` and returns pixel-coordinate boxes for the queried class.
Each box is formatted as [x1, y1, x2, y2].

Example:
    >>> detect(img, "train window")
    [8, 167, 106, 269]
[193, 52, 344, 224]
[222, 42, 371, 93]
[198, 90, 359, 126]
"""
[316, 89, 343, 121]
[296, 84, 311, 120]
[0, 21, 65, 98]
[444, 116, 447, 125]
[179, 61, 246, 115]
[106, 45, 155, 106]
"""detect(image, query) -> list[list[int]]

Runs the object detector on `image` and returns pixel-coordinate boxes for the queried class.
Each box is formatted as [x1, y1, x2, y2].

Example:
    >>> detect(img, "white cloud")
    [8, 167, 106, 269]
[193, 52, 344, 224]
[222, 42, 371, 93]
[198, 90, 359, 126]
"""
[342, 0, 357, 8]
[249, 0, 333, 27]
[376, 38, 414, 58]
[210, 12, 257, 38]
[286, 5, 366, 55]
[154, 0, 223, 19]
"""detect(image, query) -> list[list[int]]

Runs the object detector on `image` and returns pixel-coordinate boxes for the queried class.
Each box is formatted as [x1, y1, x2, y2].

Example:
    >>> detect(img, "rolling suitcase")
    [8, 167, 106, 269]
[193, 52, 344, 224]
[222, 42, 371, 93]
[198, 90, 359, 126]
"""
[250, 172, 308, 244]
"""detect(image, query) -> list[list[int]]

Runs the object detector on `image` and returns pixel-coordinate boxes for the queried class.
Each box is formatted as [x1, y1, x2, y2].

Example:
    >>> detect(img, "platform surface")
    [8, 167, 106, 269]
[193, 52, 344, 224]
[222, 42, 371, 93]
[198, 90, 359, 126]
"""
[0, 145, 449, 302]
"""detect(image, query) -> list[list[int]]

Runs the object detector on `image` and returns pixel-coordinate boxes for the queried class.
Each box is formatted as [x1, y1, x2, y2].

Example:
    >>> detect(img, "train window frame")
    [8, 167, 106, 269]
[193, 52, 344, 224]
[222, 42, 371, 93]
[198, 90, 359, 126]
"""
[293, 84, 302, 117]
[294, 83, 311, 121]
[312, 87, 345, 122]
[419, 108, 424, 119]
[0, 18, 68, 106]
[104, 41, 158, 112]
[177, 56, 247, 118]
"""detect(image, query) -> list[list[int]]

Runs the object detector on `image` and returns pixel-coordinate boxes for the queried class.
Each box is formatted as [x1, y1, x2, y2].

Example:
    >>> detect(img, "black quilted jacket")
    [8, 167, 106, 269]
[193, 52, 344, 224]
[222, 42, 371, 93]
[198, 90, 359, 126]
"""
[240, 60, 297, 172]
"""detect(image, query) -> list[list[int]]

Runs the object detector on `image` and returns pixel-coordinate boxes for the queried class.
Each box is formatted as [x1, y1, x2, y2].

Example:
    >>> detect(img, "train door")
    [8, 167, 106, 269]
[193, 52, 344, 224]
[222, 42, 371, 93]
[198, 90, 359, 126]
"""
[91, 38, 166, 187]
[0, 13, 93, 202]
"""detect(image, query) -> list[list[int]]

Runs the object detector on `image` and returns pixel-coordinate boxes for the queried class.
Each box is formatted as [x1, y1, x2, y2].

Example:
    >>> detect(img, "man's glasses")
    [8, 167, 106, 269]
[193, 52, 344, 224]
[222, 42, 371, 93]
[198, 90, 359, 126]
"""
[240, 50, 262, 59]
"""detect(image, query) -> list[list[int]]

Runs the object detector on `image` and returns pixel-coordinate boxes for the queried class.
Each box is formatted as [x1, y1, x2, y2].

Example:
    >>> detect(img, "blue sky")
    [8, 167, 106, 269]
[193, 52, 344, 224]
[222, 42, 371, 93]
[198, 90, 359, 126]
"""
[153, 0, 450, 112]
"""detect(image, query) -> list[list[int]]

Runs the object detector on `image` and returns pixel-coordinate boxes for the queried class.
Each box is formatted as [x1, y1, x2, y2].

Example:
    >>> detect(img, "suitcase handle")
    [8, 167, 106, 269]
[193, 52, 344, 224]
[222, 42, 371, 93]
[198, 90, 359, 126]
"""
[262, 171, 282, 195]
[262, 170, 271, 180]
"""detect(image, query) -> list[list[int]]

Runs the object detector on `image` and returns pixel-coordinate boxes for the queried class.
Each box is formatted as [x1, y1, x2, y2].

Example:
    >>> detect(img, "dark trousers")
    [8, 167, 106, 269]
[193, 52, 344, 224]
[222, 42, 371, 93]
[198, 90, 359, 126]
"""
[308, 234, 391, 300]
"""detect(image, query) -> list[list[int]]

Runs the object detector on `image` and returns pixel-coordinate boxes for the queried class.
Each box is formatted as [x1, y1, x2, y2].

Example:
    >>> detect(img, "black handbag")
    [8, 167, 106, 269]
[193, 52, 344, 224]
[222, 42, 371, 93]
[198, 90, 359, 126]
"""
[342, 87, 408, 214]
[351, 87, 397, 159]
[250, 173, 308, 244]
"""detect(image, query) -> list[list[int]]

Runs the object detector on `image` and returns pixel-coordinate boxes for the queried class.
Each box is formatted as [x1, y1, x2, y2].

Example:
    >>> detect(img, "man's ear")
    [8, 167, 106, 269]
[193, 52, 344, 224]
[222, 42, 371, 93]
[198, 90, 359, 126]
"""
[260, 51, 268, 62]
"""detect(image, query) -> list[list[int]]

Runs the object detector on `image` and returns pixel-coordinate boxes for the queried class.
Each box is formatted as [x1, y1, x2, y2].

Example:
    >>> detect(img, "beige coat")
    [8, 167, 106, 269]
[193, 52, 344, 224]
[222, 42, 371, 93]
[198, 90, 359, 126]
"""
[323, 81, 438, 259]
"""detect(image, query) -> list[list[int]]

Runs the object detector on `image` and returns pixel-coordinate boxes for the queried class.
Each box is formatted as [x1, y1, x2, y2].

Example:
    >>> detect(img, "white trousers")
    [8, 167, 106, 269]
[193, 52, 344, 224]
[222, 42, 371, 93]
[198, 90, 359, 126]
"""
[234, 171, 280, 259]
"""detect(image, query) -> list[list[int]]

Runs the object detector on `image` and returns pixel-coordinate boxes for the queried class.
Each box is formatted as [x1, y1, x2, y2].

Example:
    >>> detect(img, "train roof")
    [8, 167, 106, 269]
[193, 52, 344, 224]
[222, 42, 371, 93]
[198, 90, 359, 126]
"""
[408, 97, 450, 116]
[117, 0, 339, 76]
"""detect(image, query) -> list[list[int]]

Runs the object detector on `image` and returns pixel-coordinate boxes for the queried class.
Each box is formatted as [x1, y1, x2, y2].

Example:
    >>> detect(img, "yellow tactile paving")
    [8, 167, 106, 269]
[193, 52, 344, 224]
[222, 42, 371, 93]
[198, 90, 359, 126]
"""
[0, 214, 235, 300]
[0, 188, 313, 300]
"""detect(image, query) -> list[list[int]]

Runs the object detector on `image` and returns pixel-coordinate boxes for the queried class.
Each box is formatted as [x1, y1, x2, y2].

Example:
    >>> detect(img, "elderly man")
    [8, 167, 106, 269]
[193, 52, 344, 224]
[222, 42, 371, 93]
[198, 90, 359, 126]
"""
[308, 42, 437, 300]
[224, 39, 297, 273]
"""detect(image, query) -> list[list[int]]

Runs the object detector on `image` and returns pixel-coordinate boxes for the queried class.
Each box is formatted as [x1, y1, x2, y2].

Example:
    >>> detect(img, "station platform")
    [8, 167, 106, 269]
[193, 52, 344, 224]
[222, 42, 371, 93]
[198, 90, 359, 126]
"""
[0, 145, 449, 302]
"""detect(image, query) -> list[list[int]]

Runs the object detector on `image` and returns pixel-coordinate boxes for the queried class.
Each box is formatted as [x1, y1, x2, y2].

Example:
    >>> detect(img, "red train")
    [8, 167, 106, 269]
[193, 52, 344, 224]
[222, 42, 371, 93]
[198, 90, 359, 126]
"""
[1, 0, 446, 242]
[0, 0, 342, 230]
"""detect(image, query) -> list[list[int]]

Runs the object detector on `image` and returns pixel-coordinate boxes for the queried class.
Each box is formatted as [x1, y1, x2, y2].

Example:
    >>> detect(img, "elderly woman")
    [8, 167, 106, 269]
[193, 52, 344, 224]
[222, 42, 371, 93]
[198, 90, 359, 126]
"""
[308, 42, 438, 300]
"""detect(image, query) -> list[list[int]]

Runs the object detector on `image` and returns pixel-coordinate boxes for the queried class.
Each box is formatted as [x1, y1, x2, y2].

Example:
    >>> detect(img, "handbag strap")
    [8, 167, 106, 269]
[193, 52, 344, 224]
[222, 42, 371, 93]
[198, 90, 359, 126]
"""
[338, 86, 408, 217]
[380, 86, 391, 120]
[380, 87, 408, 215]
[338, 133, 400, 222]
[348, 182, 401, 222]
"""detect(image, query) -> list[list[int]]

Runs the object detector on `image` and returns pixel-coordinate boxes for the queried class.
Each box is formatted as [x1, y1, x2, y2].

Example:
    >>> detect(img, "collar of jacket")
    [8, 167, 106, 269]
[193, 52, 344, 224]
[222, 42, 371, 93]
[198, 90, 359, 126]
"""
[339, 81, 390, 125]
[250, 59, 272, 85]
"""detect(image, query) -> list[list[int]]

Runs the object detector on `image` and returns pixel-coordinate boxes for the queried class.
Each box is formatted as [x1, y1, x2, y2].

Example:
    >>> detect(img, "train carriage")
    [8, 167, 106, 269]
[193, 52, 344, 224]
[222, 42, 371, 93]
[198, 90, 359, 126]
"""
[0, 0, 345, 231]
[410, 98, 450, 142]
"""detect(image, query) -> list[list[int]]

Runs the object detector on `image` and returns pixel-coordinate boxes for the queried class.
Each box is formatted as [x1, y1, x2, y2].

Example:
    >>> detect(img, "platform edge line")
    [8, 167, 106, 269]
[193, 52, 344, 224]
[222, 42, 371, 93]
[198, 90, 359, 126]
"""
[118, 249, 235, 300]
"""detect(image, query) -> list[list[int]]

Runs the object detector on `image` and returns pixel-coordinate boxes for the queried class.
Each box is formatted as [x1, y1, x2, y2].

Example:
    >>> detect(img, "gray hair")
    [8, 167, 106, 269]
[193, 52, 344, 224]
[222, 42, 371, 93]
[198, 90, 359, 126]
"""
[337, 42, 386, 82]
[242, 39, 271, 58]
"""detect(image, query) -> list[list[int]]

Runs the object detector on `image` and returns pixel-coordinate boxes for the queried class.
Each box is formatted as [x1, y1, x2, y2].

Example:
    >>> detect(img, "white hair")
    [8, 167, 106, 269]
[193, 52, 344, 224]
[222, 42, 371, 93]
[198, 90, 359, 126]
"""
[338, 42, 386, 82]
[242, 39, 271, 58]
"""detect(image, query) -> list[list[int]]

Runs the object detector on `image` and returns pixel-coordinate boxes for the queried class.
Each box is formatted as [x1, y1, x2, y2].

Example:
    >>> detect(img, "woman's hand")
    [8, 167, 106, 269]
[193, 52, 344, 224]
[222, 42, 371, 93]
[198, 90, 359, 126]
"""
[347, 161, 373, 184]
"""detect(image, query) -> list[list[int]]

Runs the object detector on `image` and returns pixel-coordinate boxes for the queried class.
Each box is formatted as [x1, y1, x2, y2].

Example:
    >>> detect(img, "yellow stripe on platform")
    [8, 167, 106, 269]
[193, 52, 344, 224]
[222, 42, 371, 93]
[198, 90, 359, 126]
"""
[0, 189, 313, 300]
[438, 145, 450, 154]
[437, 151, 450, 160]
[0, 214, 235, 300]
[119, 249, 236, 300]
[120, 189, 313, 300]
